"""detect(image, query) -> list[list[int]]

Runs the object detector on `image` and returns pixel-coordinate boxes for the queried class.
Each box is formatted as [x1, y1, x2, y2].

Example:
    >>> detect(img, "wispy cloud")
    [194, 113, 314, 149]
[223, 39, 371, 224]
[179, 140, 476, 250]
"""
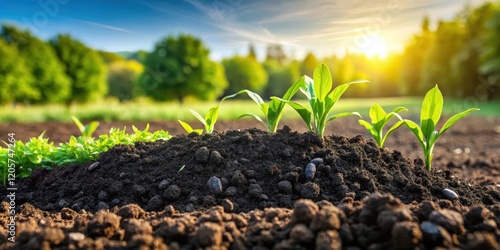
[79, 20, 135, 33]
[63, 17, 135, 34]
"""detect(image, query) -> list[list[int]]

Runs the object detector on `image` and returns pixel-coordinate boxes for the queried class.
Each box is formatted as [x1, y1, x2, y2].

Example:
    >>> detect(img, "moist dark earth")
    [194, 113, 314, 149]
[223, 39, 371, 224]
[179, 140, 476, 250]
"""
[0, 117, 499, 249]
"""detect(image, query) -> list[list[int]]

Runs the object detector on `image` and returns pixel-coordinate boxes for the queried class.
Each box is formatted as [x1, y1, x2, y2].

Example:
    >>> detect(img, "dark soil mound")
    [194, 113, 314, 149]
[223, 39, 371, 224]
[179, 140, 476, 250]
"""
[2, 193, 500, 249]
[9, 127, 500, 213]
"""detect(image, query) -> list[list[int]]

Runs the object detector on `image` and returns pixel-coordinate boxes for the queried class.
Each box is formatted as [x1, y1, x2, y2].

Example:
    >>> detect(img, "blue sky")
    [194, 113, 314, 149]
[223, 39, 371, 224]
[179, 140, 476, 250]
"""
[0, 0, 492, 60]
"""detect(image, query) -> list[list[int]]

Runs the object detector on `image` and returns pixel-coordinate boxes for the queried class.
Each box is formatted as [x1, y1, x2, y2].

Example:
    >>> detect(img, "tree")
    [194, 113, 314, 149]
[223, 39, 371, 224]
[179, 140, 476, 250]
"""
[107, 60, 144, 102]
[137, 35, 227, 103]
[51, 34, 108, 103]
[480, 3, 500, 89]
[266, 44, 287, 64]
[0, 38, 35, 105]
[300, 52, 319, 77]
[248, 43, 257, 59]
[1, 25, 70, 104]
[222, 55, 267, 96]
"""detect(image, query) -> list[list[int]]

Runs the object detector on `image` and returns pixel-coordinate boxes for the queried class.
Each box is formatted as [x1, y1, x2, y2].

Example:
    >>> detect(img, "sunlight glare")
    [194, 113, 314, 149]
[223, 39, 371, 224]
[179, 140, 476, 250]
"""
[361, 37, 389, 59]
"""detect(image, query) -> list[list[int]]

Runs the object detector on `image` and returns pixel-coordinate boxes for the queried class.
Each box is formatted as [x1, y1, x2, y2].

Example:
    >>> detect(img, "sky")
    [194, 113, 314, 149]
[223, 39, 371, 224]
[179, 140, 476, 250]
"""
[0, 0, 492, 60]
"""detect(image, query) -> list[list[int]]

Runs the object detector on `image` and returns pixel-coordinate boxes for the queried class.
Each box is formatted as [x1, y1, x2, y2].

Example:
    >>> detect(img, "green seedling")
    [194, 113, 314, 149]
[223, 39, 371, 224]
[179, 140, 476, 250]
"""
[178, 93, 240, 135]
[275, 64, 368, 137]
[358, 104, 407, 147]
[72, 116, 100, 137]
[234, 76, 307, 132]
[401, 85, 479, 171]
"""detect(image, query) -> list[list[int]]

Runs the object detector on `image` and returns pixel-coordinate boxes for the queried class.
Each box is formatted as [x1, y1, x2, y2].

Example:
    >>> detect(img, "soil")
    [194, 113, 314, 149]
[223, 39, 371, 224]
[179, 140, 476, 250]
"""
[0, 117, 499, 249]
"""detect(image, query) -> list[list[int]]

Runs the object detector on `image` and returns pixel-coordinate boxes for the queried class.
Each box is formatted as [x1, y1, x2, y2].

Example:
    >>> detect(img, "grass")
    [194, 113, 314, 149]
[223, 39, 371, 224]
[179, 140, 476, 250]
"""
[0, 97, 498, 124]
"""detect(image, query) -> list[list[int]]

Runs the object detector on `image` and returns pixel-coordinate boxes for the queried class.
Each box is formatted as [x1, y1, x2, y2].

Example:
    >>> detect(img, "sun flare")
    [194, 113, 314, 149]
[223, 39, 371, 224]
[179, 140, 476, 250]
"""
[361, 37, 389, 59]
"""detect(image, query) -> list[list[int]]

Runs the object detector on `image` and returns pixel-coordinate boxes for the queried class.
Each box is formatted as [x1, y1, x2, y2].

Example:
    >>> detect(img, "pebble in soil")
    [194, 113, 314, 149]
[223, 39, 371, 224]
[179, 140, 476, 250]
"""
[1, 193, 500, 249]
[5, 127, 500, 213]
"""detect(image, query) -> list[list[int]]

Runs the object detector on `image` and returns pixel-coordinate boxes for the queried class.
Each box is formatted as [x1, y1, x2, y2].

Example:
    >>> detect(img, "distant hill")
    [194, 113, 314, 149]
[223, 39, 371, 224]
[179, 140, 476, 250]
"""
[116, 50, 148, 63]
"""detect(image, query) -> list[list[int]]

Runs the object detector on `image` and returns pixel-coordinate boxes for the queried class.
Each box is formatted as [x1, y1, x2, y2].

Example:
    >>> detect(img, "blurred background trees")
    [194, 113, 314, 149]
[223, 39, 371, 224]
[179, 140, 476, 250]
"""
[136, 34, 227, 103]
[0, 1, 499, 106]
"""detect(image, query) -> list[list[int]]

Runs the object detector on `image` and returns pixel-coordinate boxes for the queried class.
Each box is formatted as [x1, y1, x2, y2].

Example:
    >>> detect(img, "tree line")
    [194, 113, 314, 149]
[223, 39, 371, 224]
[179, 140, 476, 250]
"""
[0, 1, 499, 105]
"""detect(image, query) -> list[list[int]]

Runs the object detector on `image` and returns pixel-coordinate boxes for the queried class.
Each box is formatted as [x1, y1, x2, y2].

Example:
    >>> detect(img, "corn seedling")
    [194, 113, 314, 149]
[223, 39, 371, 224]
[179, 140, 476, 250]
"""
[178, 93, 241, 134]
[275, 64, 368, 137]
[233, 76, 307, 132]
[401, 85, 479, 171]
[358, 104, 407, 147]
[72, 116, 100, 137]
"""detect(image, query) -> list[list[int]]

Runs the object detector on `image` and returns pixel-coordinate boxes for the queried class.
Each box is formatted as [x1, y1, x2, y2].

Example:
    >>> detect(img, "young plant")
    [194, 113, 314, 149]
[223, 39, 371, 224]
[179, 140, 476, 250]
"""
[72, 116, 100, 137]
[234, 76, 307, 132]
[178, 93, 240, 135]
[358, 104, 407, 147]
[275, 64, 368, 137]
[402, 85, 479, 171]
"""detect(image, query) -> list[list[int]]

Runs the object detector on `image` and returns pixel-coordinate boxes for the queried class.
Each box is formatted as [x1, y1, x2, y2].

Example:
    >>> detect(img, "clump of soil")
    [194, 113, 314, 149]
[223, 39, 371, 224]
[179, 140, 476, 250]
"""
[7, 127, 500, 214]
[2, 193, 500, 249]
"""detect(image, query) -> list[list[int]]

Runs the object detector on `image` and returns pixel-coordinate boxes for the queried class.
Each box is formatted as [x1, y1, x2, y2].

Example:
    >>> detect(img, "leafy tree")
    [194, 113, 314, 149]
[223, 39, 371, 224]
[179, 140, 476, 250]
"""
[248, 43, 257, 59]
[1, 25, 70, 103]
[0, 38, 35, 105]
[222, 55, 267, 96]
[481, 3, 500, 86]
[137, 35, 227, 103]
[51, 34, 108, 103]
[266, 44, 287, 64]
[300, 52, 319, 77]
[107, 60, 144, 102]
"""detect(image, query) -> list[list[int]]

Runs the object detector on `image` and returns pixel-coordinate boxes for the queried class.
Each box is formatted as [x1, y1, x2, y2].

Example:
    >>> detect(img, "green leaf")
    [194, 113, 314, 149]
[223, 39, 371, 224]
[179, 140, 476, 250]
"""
[204, 106, 219, 133]
[439, 108, 479, 137]
[369, 104, 386, 127]
[72, 116, 85, 134]
[327, 112, 361, 123]
[420, 85, 443, 140]
[313, 64, 332, 101]
[178, 120, 202, 135]
[403, 119, 425, 145]
[189, 109, 207, 126]
[358, 119, 377, 138]
[85, 121, 100, 137]
[381, 120, 405, 147]
[236, 113, 268, 130]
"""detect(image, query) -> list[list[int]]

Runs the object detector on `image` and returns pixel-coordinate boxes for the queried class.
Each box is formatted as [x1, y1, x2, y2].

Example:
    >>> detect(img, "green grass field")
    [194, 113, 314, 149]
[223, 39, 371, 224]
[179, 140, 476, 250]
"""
[0, 97, 498, 123]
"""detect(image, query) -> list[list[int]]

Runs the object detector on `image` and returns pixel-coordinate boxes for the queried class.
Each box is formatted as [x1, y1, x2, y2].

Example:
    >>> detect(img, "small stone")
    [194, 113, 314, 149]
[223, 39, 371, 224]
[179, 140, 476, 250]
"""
[146, 195, 163, 211]
[71, 203, 81, 211]
[208, 151, 224, 166]
[310, 158, 323, 165]
[88, 162, 100, 171]
[110, 199, 121, 206]
[248, 184, 263, 198]
[195, 147, 210, 164]
[98, 191, 109, 201]
[208, 176, 222, 195]
[278, 180, 293, 194]
[442, 188, 459, 200]
[158, 179, 170, 189]
[305, 163, 316, 180]
[420, 221, 452, 248]
[97, 201, 109, 211]
[58, 199, 70, 208]
[119, 172, 126, 178]
[259, 194, 269, 200]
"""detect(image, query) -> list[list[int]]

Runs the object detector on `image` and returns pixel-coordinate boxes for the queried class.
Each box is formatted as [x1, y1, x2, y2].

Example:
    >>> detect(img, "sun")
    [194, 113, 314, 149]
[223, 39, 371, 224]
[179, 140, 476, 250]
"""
[361, 36, 389, 59]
